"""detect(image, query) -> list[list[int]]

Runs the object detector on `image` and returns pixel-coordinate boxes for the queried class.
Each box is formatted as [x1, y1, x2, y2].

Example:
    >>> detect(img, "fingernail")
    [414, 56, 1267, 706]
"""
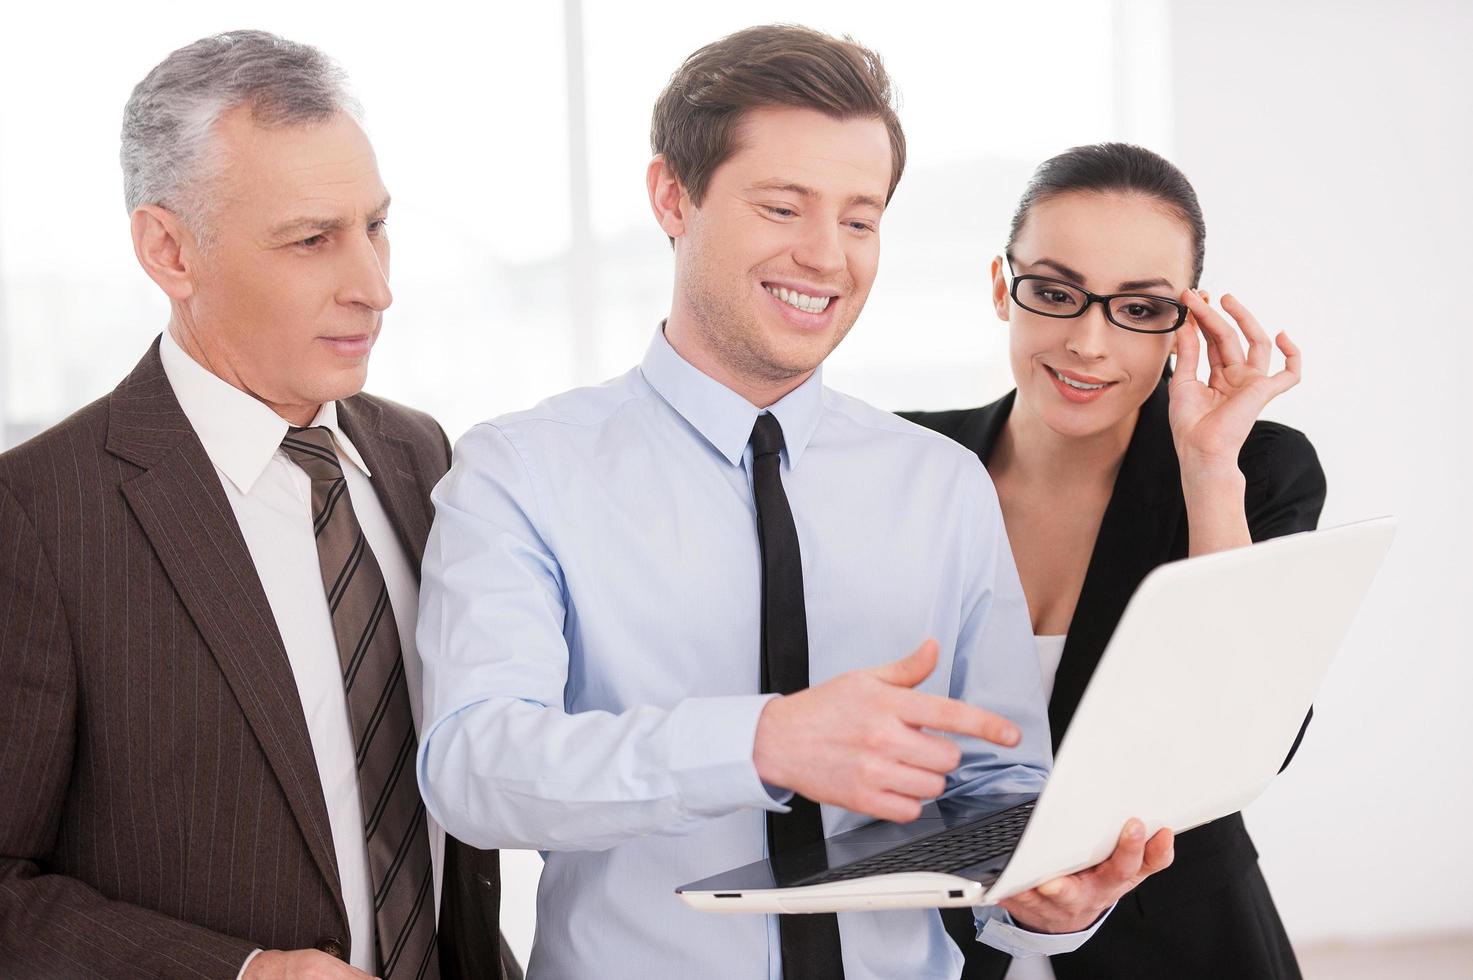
[1038, 880, 1062, 897]
[1128, 820, 1145, 839]
[1006, 726, 1020, 744]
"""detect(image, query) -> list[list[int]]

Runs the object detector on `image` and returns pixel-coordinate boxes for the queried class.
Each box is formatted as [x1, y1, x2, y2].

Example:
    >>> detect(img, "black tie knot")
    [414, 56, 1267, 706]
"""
[749, 412, 786, 460]
[281, 426, 344, 482]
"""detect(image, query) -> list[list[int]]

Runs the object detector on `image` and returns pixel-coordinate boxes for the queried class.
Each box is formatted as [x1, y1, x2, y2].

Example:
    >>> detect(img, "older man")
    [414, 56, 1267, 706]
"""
[0, 31, 513, 980]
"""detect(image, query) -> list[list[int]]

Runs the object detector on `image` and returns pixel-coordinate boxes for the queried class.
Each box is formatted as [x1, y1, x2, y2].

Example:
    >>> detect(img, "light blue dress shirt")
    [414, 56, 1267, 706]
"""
[417, 329, 1100, 979]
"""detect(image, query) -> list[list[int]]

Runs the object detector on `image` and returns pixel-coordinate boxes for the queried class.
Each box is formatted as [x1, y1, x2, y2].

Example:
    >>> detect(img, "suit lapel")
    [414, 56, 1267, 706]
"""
[1050, 381, 1184, 749]
[107, 341, 347, 922]
[336, 396, 433, 576]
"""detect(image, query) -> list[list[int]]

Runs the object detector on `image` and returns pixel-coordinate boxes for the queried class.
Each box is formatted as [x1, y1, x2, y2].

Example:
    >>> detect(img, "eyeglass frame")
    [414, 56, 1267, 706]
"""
[1002, 254, 1189, 334]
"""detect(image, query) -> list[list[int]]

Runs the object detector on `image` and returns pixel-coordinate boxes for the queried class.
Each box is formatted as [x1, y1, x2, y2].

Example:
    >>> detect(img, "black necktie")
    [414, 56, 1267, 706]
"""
[749, 413, 845, 979]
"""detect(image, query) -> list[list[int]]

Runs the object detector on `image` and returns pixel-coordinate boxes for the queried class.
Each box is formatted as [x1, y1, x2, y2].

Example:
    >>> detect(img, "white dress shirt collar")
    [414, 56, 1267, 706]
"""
[158, 329, 371, 494]
[640, 323, 825, 469]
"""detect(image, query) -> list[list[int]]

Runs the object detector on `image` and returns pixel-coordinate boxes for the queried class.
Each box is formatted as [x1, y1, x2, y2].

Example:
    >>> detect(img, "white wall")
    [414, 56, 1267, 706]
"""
[1168, 0, 1473, 942]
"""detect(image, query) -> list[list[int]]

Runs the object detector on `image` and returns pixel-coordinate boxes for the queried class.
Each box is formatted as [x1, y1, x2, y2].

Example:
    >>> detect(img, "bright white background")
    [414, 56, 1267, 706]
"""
[0, 0, 1468, 965]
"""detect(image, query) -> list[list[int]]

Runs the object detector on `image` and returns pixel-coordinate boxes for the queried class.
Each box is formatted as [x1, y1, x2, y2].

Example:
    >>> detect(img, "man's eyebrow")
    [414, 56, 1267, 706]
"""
[748, 180, 815, 198]
[747, 180, 884, 211]
[1030, 257, 1176, 293]
[269, 195, 392, 239]
[269, 215, 349, 239]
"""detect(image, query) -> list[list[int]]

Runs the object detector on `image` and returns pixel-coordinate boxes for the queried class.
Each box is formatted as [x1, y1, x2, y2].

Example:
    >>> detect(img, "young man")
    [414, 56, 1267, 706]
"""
[416, 25, 1172, 980]
[0, 32, 513, 980]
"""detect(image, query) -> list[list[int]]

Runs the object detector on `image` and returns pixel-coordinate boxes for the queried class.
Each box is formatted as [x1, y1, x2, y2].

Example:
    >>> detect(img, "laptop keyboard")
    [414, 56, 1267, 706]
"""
[797, 801, 1035, 886]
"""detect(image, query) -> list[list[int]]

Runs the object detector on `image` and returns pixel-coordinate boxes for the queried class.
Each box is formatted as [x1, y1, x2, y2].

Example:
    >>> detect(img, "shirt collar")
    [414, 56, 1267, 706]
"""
[639, 324, 824, 469]
[158, 329, 372, 495]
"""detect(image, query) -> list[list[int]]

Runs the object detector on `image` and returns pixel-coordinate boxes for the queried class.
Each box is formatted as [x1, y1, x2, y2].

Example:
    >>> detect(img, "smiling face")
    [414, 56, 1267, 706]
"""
[176, 106, 392, 418]
[659, 106, 892, 405]
[997, 190, 1195, 440]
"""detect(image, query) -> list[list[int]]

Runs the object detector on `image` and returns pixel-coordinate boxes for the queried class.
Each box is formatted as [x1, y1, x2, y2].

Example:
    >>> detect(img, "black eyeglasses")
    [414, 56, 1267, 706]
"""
[1003, 255, 1188, 334]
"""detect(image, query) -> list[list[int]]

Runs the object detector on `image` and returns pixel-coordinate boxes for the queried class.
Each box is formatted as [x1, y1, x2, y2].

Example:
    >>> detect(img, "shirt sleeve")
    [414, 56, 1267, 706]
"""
[974, 905, 1109, 957]
[942, 460, 1053, 800]
[415, 422, 788, 852]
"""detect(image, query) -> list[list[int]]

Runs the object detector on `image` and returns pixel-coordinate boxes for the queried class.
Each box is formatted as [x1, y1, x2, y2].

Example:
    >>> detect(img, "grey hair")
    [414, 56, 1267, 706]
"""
[120, 30, 361, 241]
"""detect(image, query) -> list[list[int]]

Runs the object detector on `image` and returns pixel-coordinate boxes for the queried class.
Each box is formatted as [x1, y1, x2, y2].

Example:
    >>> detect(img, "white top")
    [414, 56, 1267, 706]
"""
[1034, 634, 1068, 702]
[1004, 939, 1059, 980]
[159, 331, 443, 974]
[1001, 635, 1068, 980]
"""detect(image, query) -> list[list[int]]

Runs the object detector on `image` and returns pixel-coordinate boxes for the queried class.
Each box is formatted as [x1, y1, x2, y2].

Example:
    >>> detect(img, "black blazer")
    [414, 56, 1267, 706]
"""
[902, 379, 1326, 980]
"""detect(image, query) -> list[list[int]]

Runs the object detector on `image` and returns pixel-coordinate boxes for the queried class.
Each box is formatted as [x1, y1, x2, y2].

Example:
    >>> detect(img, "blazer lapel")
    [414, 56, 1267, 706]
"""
[1050, 381, 1184, 749]
[336, 397, 433, 575]
[107, 340, 347, 921]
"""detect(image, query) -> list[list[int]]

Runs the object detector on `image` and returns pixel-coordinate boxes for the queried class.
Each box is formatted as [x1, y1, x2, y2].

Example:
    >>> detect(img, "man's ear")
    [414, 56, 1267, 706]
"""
[131, 205, 196, 302]
[646, 154, 691, 240]
[991, 256, 1010, 322]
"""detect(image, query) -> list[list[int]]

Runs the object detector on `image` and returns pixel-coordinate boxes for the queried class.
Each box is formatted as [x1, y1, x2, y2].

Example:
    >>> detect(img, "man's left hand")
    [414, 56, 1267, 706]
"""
[1000, 819, 1174, 934]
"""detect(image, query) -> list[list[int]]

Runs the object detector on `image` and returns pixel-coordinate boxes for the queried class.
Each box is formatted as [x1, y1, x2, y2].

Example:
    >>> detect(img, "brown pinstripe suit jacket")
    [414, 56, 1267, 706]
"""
[0, 339, 514, 979]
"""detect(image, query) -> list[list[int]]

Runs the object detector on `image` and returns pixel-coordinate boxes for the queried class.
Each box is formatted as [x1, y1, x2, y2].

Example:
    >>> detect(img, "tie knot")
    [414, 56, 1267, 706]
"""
[281, 426, 344, 482]
[749, 412, 785, 460]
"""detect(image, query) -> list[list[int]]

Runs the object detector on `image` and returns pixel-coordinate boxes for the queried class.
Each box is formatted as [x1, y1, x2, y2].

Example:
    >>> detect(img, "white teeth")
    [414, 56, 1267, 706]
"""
[766, 285, 831, 313]
[1052, 368, 1107, 391]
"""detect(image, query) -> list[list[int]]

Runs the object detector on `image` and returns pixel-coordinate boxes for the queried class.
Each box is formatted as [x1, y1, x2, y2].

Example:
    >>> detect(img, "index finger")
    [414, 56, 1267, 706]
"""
[1182, 290, 1245, 368]
[894, 689, 1021, 747]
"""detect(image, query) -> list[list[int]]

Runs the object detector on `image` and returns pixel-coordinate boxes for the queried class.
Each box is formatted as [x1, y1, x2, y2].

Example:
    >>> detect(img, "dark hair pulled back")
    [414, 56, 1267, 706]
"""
[1006, 142, 1206, 287]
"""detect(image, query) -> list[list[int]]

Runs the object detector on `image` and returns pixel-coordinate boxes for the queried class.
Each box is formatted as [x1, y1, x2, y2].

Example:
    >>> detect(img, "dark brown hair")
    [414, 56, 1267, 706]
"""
[1007, 142, 1207, 287]
[650, 24, 906, 206]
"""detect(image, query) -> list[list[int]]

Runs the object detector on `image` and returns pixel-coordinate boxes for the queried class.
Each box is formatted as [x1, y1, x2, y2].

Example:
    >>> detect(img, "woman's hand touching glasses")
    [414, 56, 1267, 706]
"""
[1168, 290, 1301, 472]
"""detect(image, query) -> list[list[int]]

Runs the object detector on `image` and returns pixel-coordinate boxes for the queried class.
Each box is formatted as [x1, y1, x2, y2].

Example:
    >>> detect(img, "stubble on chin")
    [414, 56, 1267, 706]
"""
[683, 268, 861, 388]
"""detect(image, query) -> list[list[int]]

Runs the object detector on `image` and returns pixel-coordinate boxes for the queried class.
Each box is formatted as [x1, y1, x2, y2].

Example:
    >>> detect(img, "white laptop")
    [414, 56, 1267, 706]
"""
[676, 517, 1395, 914]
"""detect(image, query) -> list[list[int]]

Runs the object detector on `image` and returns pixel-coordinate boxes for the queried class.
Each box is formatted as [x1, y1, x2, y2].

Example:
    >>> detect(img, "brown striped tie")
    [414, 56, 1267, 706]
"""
[281, 427, 439, 980]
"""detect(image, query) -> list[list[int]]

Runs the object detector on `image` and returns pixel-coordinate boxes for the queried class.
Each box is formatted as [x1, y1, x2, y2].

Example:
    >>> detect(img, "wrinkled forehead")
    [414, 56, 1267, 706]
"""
[211, 106, 387, 220]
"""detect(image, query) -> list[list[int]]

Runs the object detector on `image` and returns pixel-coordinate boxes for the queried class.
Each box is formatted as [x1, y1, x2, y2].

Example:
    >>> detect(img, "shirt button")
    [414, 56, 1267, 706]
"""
[315, 937, 347, 960]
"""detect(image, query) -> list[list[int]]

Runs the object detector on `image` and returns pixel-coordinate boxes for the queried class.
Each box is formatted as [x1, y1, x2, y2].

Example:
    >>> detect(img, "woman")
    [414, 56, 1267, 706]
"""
[904, 144, 1324, 980]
